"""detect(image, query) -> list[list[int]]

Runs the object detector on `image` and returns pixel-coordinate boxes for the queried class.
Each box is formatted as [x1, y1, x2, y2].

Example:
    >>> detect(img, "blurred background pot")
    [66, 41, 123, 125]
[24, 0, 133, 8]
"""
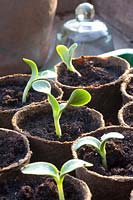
[0, 0, 57, 76]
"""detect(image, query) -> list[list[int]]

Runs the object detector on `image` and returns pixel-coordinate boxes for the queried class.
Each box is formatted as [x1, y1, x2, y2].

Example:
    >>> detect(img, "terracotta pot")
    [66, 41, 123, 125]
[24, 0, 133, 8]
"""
[118, 101, 133, 128]
[12, 102, 105, 168]
[0, 0, 57, 76]
[0, 128, 31, 174]
[121, 74, 133, 104]
[72, 126, 133, 200]
[55, 56, 130, 125]
[0, 171, 92, 200]
[0, 74, 62, 129]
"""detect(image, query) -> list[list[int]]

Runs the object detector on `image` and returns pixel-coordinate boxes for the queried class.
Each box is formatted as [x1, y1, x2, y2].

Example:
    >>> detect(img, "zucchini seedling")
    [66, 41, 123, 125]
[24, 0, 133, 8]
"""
[22, 58, 57, 103]
[72, 132, 124, 169]
[21, 159, 92, 200]
[56, 43, 81, 77]
[32, 79, 91, 138]
[22, 58, 38, 103]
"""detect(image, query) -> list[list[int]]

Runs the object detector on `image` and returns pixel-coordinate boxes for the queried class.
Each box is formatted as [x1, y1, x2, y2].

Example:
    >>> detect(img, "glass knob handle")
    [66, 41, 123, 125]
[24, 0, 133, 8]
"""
[75, 2, 95, 22]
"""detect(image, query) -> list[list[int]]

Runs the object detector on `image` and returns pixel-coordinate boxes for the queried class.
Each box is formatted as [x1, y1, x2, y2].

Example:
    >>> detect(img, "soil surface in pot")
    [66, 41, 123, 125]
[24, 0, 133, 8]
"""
[0, 83, 58, 110]
[57, 57, 122, 87]
[0, 134, 27, 168]
[122, 104, 133, 127]
[21, 107, 102, 142]
[126, 79, 133, 96]
[77, 130, 133, 176]
[0, 174, 83, 200]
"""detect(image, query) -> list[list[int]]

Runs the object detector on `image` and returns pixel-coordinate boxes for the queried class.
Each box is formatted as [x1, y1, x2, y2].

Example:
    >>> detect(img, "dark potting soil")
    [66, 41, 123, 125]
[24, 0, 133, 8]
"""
[0, 134, 27, 168]
[57, 57, 122, 87]
[0, 84, 58, 110]
[126, 78, 133, 96]
[123, 109, 133, 127]
[77, 130, 133, 176]
[0, 174, 83, 200]
[22, 107, 101, 142]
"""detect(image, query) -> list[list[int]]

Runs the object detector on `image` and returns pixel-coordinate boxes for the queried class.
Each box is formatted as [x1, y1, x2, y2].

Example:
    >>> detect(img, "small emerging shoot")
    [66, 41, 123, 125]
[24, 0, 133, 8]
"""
[72, 132, 124, 169]
[22, 58, 38, 103]
[22, 58, 56, 104]
[56, 43, 81, 77]
[32, 79, 91, 138]
[21, 159, 92, 200]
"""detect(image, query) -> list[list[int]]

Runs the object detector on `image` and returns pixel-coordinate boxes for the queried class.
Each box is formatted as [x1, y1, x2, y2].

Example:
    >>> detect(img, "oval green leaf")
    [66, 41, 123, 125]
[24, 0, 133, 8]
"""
[101, 132, 124, 142]
[21, 162, 59, 178]
[32, 79, 51, 95]
[67, 89, 91, 106]
[72, 136, 101, 152]
[56, 45, 70, 65]
[60, 159, 93, 178]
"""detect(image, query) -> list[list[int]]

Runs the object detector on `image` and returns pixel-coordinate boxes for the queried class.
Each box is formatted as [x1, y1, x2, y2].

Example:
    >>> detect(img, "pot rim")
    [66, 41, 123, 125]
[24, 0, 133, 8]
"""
[12, 102, 105, 144]
[118, 101, 133, 128]
[121, 74, 133, 101]
[55, 55, 130, 89]
[0, 127, 32, 173]
[0, 73, 63, 113]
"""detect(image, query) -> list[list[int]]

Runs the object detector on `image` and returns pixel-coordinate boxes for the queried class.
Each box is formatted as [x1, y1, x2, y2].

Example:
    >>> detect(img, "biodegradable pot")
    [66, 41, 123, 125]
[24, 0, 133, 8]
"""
[55, 56, 130, 125]
[72, 126, 133, 200]
[0, 171, 91, 200]
[0, 74, 62, 129]
[12, 102, 105, 168]
[0, 0, 57, 76]
[118, 101, 133, 128]
[0, 128, 31, 174]
[121, 74, 133, 104]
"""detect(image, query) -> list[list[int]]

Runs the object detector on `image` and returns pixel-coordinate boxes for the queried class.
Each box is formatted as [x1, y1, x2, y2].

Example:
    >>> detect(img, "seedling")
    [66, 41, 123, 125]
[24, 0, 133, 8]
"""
[32, 79, 91, 138]
[22, 58, 57, 103]
[56, 43, 81, 77]
[22, 58, 38, 103]
[72, 132, 124, 169]
[21, 159, 92, 200]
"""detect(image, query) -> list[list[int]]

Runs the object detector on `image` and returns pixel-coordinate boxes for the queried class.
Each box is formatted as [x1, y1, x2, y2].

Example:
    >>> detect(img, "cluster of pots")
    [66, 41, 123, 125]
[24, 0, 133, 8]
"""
[0, 55, 133, 200]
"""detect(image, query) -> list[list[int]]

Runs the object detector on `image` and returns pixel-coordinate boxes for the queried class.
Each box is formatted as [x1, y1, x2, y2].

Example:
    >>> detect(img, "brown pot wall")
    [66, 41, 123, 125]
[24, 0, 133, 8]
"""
[72, 126, 133, 200]
[12, 102, 105, 168]
[0, 0, 57, 76]
[118, 101, 133, 128]
[55, 56, 130, 124]
[121, 74, 133, 104]
[0, 171, 92, 200]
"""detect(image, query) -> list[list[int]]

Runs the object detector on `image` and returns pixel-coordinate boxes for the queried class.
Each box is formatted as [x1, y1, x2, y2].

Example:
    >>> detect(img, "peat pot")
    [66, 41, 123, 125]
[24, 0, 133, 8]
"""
[0, 128, 31, 174]
[55, 56, 130, 125]
[12, 102, 105, 168]
[72, 126, 133, 200]
[0, 74, 62, 129]
[118, 101, 133, 128]
[0, 171, 92, 200]
[121, 74, 133, 104]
